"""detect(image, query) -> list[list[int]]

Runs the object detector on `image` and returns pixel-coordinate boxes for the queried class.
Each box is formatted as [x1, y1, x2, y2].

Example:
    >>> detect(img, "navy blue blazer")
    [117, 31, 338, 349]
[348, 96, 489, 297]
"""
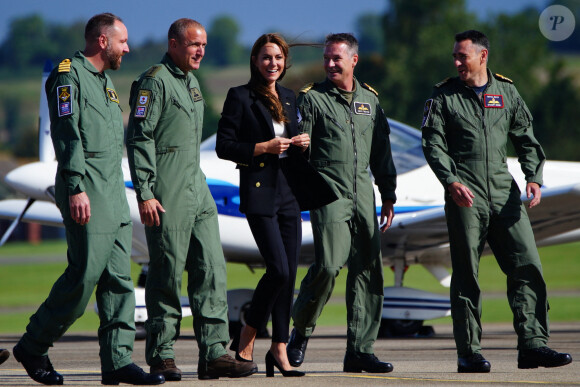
[216, 83, 301, 216]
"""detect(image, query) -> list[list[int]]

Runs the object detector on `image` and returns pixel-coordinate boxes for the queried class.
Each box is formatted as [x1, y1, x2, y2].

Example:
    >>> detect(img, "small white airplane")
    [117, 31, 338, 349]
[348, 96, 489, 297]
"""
[2, 62, 580, 338]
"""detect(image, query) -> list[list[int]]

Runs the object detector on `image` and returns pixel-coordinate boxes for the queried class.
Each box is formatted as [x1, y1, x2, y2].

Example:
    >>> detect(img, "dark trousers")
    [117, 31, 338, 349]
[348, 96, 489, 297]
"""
[446, 200, 548, 357]
[245, 169, 301, 343]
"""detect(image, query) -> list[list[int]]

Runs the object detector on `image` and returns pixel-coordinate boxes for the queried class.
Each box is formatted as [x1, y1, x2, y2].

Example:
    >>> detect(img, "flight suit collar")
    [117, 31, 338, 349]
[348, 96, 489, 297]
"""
[458, 68, 496, 91]
[323, 77, 361, 102]
[75, 50, 102, 75]
[161, 53, 188, 78]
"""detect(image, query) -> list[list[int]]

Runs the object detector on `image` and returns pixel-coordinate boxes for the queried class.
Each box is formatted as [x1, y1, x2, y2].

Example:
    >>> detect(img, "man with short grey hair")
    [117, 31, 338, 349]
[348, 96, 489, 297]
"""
[127, 18, 257, 381]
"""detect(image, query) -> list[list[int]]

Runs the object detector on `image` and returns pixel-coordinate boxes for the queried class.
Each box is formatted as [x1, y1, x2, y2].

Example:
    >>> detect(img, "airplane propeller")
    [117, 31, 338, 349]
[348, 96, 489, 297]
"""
[0, 197, 36, 246]
[0, 60, 51, 247]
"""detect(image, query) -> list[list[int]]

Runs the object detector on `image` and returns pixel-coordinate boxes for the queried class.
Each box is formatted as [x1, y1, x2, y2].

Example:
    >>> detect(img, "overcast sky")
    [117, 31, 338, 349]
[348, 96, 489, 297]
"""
[0, 0, 549, 46]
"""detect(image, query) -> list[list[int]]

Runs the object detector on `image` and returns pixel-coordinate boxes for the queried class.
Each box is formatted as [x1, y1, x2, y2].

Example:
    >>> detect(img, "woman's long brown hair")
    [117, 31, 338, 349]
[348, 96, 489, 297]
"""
[249, 33, 290, 124]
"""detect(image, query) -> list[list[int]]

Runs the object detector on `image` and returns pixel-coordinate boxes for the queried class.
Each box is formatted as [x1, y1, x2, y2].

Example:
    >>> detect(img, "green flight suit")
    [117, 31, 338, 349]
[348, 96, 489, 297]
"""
[127, 54, 229, 365]
[292, 78, 397, 354]
[421, 69, 549, 357]
[19, 51, 135, 372]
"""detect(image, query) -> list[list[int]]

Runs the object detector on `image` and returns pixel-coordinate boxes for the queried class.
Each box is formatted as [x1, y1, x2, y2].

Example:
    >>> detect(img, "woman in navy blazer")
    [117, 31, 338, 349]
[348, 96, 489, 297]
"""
[216, 33, 307, 377]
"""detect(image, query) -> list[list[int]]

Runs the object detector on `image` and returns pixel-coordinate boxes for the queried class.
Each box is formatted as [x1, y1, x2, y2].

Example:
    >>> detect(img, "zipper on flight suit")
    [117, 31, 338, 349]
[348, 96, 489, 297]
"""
[349, 100, 358, 218]
[473, 86, 493, 208]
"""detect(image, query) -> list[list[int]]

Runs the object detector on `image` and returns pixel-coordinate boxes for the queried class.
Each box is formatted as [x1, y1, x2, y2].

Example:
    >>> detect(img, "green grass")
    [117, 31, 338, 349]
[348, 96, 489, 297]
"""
[1, 240, 579, 334]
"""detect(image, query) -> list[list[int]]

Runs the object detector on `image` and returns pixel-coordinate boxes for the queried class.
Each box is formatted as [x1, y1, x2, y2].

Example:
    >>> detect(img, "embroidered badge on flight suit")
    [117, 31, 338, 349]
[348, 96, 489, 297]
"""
[484, 94, 504, 108]
[190, 87, 202, 102]
[107, 88, 119, 103]
[57, 85, 73, 117]
[354, 102, 372, 115]
[134, 89, 152, 118]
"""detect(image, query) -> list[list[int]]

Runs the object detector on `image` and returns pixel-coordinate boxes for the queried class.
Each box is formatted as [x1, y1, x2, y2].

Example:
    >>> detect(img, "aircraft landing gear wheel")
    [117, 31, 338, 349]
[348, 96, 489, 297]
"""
[378, 318, 424, 337]
[135, 323, 146, 340]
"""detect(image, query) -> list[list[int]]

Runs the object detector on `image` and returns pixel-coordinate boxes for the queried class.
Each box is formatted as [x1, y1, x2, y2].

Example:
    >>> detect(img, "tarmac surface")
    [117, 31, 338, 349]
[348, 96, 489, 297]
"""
[0, 322, 578, 386]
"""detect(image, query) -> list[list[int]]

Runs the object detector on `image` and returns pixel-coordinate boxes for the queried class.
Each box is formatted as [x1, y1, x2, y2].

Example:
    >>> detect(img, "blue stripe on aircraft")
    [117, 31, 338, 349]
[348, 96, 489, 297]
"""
[126, 179, 440, 221]
[384, 296, 450, 304]
[383, 303, 451, 311]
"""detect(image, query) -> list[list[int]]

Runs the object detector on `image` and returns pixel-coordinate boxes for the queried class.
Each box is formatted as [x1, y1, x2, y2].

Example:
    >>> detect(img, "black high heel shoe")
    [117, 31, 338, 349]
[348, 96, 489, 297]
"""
[265, 351, 305, 377]
[232, 332, 254, 362]
[235, 351, 254, 363]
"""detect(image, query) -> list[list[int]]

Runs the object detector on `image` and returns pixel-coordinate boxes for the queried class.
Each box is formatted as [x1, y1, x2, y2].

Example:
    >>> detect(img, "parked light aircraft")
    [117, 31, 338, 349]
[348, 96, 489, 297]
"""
[2, 62, 580, 338]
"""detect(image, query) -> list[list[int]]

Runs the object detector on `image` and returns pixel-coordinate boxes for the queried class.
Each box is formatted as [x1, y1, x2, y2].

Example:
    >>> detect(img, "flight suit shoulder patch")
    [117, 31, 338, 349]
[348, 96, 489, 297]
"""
[494, 73, 513, 83]
[362, 83, 378, 96]
[134, 89, 152, 118]
[56, 85, 73, 117]
[145, 65, 162, 78]
[299, 83, 314, 94]
[58, 59, 72, 73]
[435, 77, 451, 88]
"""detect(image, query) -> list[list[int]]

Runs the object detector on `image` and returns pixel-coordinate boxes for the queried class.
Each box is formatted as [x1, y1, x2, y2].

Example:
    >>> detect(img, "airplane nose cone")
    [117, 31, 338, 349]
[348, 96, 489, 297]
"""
[5, 161, 57, 201]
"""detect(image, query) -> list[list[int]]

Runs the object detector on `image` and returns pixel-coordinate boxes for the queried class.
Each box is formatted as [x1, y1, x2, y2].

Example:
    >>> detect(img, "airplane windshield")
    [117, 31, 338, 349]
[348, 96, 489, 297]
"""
[200, 118, 427, 175]
[388, 119, 427, 174]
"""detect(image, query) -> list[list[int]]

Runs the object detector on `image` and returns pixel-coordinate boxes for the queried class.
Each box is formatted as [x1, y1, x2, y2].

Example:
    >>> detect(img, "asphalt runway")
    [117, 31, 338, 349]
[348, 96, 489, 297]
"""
[1, 322, 578, 386]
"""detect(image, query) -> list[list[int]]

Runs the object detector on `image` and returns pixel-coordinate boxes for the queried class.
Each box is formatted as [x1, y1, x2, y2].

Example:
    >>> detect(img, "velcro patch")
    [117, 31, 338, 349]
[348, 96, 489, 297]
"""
[422, 99, 433, 128]
[57, 85, 73, 117]
[354, 102, 371, 115]
[107, 88, 119, 103]
[134, 89, 152, 118]
[484, 94, 504, 108]
[190, 87, 202, 102]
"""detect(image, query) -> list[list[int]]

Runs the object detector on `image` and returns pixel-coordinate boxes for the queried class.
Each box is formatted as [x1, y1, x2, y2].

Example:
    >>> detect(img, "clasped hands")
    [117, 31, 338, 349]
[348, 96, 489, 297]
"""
[266, 133, 310, 154]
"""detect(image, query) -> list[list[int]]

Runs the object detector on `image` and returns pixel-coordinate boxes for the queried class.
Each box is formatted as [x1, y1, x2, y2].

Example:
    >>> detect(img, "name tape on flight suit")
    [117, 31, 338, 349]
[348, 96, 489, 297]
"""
[135, 89, 152, 118]
[484, 94, 504, 108]
[57, 85, 73, 117]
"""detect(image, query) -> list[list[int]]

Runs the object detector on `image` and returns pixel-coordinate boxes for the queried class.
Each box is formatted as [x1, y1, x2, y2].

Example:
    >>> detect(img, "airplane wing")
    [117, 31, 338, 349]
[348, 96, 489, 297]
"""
[381, 182, 580, 267]
[0, 199, 63, 227]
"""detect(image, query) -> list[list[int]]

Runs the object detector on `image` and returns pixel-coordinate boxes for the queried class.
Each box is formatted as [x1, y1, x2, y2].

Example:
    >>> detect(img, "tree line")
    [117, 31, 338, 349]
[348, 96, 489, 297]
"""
[358, 0, 580, 161]
[1, 0, 579, 162]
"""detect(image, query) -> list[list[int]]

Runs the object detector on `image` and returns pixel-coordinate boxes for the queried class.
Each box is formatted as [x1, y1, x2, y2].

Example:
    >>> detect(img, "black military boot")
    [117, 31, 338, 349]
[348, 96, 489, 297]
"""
[457, 353, 491, 373]
[13, 344, 64, 385]
[0, 348, 9, 365]
[286, 328, 309, 367]
[102, 363, 165, 385]
[343, 351, 394, 373]
[518, 347, 572, 369]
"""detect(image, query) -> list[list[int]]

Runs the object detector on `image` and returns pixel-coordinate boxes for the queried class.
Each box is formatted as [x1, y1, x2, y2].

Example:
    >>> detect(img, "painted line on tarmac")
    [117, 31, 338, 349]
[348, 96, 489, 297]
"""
[318, 373, 580, 385]
[2, 368, 101, 374]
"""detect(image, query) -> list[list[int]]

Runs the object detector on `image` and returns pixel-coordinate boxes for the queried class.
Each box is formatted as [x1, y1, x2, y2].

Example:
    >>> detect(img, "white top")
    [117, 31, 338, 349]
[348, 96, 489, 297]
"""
[273, 120, 288, 158]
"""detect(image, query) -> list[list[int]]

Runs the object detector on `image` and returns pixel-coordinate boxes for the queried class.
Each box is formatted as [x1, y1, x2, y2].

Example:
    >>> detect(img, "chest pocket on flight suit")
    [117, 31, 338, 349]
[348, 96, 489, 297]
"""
[446, 109, 482, 161]
[81, 97, 112, 153]
[312, 113, 346, 162]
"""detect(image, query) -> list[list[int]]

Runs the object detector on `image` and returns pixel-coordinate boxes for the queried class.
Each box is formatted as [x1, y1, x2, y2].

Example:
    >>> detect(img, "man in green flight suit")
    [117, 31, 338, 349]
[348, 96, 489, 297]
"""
[126, 18, 257, 381]
[287, 33, 397, 373]
[422, 30, 572, 373]
[13, 13, 164, 386]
